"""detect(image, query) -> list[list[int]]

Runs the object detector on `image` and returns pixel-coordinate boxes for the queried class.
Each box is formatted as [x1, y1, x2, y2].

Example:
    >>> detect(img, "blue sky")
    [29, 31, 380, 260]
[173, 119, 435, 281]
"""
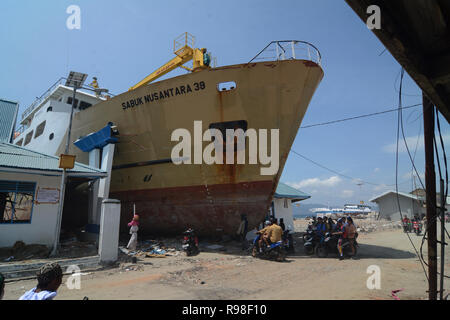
[0, 0, 448, 207]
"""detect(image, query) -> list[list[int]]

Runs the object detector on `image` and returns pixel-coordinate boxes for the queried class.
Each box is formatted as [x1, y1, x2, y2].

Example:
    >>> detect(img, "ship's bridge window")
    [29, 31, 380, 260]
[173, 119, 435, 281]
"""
[209, 120, 248, 153]
[79, 101, 92, 110]
[15, 139, 23, 147]
[34, 121, 46, 139]
[217, 81, 236, 92]
[24, 130, 34, 146]
[67, 97, 79, 108]
[47, 106, 52, 112]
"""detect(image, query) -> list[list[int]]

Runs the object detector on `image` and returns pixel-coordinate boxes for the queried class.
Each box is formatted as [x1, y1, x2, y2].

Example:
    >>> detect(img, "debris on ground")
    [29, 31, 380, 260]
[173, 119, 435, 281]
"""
[0, 241, 50, 262]
[205, 244, 224, 250]
[119, 263, 144, 272]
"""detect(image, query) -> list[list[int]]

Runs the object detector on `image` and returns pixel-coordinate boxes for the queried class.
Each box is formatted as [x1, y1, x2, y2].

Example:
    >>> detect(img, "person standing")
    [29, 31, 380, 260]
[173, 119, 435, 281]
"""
[19, 263, 63, 300]
[127, 214, 139, 251]
[237, 214, 249, 250]
[346, 217, 357, 258]
[279, 218, 286, 231]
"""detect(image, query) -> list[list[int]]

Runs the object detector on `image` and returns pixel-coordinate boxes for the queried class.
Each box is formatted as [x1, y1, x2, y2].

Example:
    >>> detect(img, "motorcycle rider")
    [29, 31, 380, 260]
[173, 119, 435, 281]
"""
[346, 217, 357, 258]
[257, 218, 283, 251]
[268, 218, 283, 246]
[316, 217, 326, 243]
[332, 218, 347, 260]
[257, 220, 272, 252]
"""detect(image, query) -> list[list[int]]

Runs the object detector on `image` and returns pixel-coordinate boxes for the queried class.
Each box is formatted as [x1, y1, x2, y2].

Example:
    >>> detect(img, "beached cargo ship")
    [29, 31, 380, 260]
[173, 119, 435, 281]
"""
[13, 37, 324, 236]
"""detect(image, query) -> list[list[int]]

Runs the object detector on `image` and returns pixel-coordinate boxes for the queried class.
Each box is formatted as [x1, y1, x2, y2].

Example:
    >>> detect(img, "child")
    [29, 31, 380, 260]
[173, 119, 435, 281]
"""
[19, 262, 63, 300]
[127, 214, 139, 251]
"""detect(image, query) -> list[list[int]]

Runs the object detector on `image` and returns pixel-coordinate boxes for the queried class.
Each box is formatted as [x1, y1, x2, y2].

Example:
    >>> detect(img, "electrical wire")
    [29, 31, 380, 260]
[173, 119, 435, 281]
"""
[289, 149, 410, 187]
[299, 104, 421, 129]
[395, 68, 429, 281]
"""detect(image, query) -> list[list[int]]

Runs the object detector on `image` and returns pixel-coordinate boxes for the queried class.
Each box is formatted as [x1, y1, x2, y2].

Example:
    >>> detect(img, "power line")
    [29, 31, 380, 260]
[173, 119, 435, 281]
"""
[395, 68, 429, 281]
[299, 103, 421, 129]
[289, 149, 409, 187]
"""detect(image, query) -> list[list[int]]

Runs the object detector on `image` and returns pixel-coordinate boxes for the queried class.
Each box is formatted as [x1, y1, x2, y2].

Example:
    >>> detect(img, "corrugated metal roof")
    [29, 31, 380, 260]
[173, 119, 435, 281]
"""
[0, 142, 106, 175]
[0, 99, 19, 143]
[369, 190, 425, 203]
[274, 182, 310, 200]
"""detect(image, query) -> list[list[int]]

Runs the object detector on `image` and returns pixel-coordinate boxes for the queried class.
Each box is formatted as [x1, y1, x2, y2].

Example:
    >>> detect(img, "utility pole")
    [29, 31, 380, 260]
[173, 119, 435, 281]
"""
[439, 178, 445, 300]
[423, 93, 437, 300]
[51, 71, 87, 256]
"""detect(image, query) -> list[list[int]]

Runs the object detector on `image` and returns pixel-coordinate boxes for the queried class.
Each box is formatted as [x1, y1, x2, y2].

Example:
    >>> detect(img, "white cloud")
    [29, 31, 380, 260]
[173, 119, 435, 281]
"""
[373, 184, 390, 192]
[340, 190, 354, 198]
[287, 176, 342, 189]
[382, 133, 450, 153]
[402, 170, 424, 180]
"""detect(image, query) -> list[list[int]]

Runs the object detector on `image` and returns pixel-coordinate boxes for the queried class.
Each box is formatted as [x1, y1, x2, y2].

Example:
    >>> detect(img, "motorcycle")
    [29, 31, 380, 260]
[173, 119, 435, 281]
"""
[413, 220, 422, 236]
[251, 234, 286, 261]
[303, 230, 321, 255]
[302, 224, 314, 242]
[182, 228, 199, 256]
[402, 221, 410, 233]
[316, 232, 358, 258]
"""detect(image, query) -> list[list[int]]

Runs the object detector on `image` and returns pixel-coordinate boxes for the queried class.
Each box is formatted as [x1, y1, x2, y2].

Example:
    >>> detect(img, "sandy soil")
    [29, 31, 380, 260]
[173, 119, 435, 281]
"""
[3, 221, 449, 300]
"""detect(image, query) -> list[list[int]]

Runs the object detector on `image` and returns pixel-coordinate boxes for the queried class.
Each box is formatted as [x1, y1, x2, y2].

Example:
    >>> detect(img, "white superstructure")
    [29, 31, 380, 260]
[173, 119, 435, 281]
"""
[13, 80, 104, 155]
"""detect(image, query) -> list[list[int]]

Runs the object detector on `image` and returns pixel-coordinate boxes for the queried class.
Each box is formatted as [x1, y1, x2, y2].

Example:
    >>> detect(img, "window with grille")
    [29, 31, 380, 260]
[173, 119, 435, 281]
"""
[34, 121, 46, 139]
[0, 180, 36, 224]
[24, 130, 34, 146]
[79, 101, 92, 110]
[67, 97, 79, 108]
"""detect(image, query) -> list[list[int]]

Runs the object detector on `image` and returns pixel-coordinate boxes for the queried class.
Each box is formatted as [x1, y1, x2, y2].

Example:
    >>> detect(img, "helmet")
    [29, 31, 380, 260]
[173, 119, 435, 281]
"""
[265, 220, 271, 226]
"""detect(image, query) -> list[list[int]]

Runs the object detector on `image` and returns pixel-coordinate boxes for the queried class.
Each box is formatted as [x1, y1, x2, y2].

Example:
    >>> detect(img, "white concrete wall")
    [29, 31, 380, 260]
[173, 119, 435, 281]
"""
[375, 193, 424, 221]
[273, 198, 295, 231]
[98, 199, 121, 263]
[0, 172, 60, 248]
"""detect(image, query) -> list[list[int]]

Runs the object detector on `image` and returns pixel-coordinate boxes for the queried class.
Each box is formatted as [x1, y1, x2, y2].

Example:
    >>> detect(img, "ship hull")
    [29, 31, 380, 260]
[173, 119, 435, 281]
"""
[112, 180, 272, 235]
[64, 59, 324, 235]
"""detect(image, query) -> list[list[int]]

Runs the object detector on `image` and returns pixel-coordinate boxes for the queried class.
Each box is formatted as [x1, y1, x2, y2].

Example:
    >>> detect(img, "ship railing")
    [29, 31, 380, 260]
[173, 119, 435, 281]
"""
[248, 40, 322, 66]
[21, 77, 66, 121]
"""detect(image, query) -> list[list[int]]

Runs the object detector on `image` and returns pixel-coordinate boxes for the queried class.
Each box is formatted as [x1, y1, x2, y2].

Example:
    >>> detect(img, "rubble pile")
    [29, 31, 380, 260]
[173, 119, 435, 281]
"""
[0, 241, 49, 262]
[294, 218, 403, 234]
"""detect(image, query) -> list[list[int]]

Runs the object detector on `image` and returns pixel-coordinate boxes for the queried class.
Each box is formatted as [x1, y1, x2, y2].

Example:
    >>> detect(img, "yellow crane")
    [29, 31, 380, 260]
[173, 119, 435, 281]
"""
[129, 32, 211, 91]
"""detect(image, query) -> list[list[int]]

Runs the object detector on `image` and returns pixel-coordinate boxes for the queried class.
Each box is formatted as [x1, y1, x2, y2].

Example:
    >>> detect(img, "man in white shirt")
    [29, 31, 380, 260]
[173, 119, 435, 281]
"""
[19, 262, 63, 300]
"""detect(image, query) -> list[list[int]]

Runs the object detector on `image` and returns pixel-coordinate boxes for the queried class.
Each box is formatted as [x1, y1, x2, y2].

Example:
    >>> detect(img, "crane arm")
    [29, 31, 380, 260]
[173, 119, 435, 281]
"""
[128, 32, 212, 92]
[129, 48, 194, 91]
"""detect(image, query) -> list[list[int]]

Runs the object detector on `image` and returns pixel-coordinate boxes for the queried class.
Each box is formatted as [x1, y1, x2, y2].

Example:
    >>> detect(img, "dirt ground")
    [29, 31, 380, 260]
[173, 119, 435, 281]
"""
[3, 221, 449, 300]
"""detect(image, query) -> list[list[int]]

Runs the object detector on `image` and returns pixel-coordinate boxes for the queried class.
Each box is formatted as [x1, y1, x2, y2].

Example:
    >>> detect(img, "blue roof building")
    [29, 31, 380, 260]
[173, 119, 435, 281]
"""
[0, 99, 19, 143]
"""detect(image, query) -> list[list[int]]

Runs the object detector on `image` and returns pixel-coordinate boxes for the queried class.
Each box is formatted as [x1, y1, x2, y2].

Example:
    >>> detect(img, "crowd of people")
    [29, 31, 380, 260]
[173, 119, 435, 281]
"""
[308, 216, 358, 260]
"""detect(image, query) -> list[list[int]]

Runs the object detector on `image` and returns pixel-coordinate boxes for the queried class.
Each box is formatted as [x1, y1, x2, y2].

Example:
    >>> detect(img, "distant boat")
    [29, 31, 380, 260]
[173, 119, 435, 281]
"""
[310, 204, 372, 217]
